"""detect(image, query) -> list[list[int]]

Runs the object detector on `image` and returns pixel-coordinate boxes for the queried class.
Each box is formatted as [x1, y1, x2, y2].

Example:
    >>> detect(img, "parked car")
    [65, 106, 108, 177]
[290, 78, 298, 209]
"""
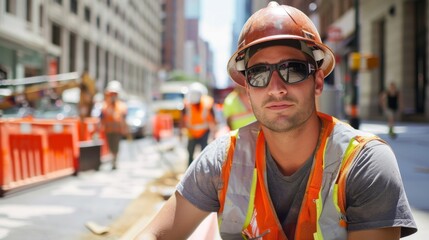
[126, 99, 152, 139]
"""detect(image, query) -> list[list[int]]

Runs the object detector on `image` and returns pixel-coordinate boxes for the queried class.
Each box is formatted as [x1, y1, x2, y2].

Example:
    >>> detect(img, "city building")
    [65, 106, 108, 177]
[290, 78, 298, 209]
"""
[0, 0, 163, 102]
[161, 0, 214, 88]
[161, 0, 186, 73]
[319, 0, 429, 121]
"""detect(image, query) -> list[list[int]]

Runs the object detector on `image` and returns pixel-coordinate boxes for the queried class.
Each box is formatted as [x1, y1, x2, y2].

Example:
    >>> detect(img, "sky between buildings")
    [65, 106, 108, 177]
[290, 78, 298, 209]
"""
[200, 0, 235, 88]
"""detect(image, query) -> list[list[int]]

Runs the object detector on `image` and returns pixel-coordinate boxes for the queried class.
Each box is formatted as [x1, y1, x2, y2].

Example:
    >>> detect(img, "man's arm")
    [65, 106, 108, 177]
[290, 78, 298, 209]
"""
[135, 191, 210, 240]
[348, 227, 401, 240]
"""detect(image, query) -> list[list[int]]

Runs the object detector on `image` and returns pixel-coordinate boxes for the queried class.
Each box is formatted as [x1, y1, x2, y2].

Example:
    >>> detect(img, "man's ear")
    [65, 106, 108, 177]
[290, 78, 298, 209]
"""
[314, 70, 324, 96]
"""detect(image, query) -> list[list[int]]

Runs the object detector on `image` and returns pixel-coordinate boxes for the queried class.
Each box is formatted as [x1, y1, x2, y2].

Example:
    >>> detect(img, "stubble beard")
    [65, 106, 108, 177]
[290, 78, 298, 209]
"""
[250, 96, 315, 133]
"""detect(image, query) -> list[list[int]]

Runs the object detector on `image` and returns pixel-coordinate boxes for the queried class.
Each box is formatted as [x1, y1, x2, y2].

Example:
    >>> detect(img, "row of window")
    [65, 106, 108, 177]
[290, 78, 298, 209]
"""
[3, 0, 161, 65]
[51, 22, 160, 65]
[51, 0, 161, 64]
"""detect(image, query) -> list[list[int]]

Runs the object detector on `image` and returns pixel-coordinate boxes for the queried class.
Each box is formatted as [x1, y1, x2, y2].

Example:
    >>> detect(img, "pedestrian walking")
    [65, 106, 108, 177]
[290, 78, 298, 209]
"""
[181, 82, 216, 166]
[222, 84, 256, 130]
[136, 2, 417, 239]
[100, 80, 128, 170]
[380, 82, 402, 138]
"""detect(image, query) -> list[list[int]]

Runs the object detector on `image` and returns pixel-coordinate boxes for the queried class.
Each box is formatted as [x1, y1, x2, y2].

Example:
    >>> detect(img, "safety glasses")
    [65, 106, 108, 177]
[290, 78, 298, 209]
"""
[245, 60, 316, 88]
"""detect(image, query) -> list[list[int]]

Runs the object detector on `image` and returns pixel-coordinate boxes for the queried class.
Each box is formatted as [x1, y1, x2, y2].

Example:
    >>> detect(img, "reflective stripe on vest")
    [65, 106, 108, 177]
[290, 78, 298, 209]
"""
[218, 112, 382, 240]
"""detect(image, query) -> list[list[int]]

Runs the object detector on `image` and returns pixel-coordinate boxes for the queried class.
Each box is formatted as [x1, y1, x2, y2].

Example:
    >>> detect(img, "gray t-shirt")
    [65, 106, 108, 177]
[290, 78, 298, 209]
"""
[177, 134, 417, 238]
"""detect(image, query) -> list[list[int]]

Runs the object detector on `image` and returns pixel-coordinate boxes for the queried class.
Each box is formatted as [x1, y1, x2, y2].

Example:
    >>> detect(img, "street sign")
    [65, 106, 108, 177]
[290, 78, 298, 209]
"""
[327, 26, 343, 42]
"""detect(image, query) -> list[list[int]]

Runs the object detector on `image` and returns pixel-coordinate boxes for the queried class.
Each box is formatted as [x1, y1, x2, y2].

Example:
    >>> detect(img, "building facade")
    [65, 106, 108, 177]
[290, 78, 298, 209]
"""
[319, 0, 429, 121]
[0, 0, 163, 102]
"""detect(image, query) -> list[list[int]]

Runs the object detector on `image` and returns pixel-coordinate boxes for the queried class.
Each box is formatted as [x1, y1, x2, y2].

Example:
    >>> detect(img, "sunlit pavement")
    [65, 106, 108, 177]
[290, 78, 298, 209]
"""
[0, 136, 187, 240]
[0, 121, 428, 239]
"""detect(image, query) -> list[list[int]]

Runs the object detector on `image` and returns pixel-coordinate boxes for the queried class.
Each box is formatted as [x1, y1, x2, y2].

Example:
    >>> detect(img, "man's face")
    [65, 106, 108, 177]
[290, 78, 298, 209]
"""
[245, 45, 324, 133]
[109, 92, 118, 103]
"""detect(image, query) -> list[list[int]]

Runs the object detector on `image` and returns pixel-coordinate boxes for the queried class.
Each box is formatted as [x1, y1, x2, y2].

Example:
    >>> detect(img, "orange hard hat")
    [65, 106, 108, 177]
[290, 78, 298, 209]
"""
[227, 1, 335, 86]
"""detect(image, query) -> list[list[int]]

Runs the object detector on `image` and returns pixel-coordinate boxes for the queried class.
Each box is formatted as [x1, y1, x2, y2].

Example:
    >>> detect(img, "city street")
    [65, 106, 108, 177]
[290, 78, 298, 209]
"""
[0, 121, 428, 239]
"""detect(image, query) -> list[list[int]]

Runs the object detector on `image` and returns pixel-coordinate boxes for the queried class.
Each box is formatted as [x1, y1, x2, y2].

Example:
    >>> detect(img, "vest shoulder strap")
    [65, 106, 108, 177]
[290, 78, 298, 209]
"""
[336, 135, 385, 215]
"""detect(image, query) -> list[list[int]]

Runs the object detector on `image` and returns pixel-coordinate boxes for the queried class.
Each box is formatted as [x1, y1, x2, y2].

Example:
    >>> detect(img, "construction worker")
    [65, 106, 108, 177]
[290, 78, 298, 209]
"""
[222, 84, 256, 130]
[100, 80, 127, 170]
[136, 2, 416, 239]
[181, 82, 216, 166]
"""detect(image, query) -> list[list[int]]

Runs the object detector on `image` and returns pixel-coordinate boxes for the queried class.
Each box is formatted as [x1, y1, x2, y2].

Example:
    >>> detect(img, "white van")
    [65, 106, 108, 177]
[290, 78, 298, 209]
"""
[153, 81, 192, 125]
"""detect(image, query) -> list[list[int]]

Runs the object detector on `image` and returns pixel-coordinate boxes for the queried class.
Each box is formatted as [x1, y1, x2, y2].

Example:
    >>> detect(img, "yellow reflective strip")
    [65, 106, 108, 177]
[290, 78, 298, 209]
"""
[218, 218, 222, 231]
[322, 138, 329, 169]
[341, 138, 359, 168]
[231, 129, 239, 137]
[243, 169, 257, 230]
[313, 232, 322, 240]
[314, 192, 324, 240]
[333, 184, 341, 212]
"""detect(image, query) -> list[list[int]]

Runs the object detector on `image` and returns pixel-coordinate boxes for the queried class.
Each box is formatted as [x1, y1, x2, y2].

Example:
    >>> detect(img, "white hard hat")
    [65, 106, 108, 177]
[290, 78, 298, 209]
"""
[186, 82, 207, 104]
[105, 80, 122, 93]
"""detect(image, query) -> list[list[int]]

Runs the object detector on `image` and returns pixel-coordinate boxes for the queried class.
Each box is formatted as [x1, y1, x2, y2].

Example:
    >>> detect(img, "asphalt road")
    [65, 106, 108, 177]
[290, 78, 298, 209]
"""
[0, 121, 428, 239]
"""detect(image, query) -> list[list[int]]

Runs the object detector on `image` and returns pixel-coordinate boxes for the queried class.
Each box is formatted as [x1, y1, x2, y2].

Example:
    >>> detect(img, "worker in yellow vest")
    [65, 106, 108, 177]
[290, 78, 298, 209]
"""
[100, 80, 127, 170]
[136, 2, 417, 239]
[223, 84, 256, 130]
[181, 82, 216, 166]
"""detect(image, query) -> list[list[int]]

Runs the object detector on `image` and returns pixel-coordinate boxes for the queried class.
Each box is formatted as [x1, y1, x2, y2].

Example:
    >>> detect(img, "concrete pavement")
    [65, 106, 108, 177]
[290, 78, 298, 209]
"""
[0, 136, 187, 240]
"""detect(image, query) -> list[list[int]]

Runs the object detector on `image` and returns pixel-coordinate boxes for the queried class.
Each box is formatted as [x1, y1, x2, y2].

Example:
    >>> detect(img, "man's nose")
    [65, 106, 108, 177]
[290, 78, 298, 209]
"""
[267, 70, 288, 95]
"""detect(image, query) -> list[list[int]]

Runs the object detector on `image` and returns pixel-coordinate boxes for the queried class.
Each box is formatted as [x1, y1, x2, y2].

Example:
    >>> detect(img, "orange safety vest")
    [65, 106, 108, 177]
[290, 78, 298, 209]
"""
[185, 95, 215, 138]
[101, 100, 127, 134]
[218, 112, 382, 240]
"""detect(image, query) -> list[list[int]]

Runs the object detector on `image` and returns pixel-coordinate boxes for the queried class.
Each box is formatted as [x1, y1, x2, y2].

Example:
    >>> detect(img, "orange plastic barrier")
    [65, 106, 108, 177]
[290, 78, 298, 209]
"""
[0, 118, 79, 196]
[152, 113, 174, 141]
[78, 117, 99, 141]
[8, 134, 44, 182]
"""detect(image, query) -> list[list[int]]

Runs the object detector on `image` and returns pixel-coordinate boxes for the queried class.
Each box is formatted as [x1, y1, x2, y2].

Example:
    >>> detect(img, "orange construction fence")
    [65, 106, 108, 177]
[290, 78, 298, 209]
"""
[0, 118, 80, 195]
[152, 113, 174, 142]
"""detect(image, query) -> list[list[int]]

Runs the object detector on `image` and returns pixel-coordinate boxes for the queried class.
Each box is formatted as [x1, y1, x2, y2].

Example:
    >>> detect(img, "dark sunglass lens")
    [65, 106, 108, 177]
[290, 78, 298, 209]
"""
[279, 62, 308, 83]
[247, 65, 271, 87]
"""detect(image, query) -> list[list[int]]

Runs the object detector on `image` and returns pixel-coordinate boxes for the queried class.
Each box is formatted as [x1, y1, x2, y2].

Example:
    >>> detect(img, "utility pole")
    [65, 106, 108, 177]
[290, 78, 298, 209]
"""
[349, 0, 360, 129]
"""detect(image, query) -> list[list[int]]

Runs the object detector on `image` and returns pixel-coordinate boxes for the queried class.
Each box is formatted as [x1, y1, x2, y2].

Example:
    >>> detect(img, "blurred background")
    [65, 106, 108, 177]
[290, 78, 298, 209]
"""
[0, 0, 428, 239]
[0, 0, 428, 123]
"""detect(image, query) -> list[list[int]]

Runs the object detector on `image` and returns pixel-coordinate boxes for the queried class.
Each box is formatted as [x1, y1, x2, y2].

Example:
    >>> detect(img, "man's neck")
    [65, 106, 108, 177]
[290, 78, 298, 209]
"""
[262, 115, 321, 176]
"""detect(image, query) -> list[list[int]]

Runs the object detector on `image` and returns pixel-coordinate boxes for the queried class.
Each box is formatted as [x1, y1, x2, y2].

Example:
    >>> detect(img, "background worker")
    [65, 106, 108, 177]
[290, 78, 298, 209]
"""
[100, 80, 128, 170]
[380, 82, 402, 138]
[181, 82, 216, 166]
[136, 2, 416, 239]
[222, 84, 256, 130]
